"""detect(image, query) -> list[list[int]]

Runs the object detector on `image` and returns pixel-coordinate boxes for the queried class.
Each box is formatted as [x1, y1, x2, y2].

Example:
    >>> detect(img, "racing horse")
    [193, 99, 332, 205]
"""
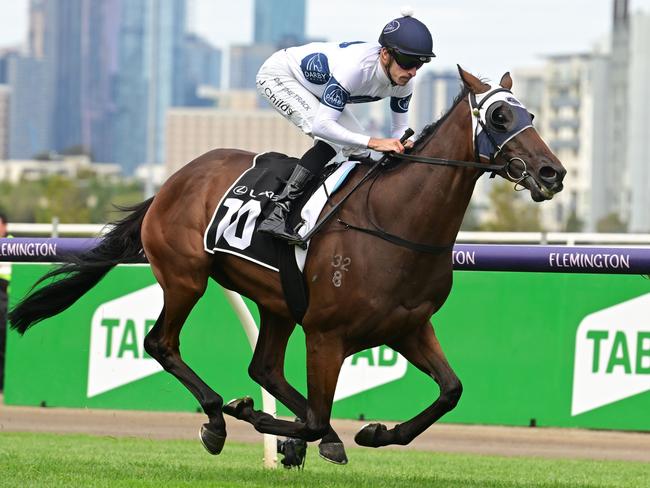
[9, 67, 565, 463]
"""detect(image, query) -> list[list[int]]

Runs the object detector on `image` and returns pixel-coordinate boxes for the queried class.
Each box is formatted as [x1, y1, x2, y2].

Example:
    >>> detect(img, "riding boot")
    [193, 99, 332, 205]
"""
[258, 164, 315, 245]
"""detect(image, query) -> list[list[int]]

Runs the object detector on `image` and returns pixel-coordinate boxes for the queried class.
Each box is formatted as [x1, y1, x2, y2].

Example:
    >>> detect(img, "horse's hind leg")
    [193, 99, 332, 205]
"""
[355, 321, 462, 448]
[242, 308, 347, 464]
[224, 330, 344, 443]
[143, 283, 227, 455]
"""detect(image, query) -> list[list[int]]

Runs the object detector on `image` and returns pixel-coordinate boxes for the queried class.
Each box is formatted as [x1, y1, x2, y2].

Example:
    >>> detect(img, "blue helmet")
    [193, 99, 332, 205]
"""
[378, 14, 436, 60]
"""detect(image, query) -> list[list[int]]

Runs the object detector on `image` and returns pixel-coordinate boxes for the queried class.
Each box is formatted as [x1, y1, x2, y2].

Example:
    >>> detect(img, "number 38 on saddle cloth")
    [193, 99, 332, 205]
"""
[203, 152, 357, 273]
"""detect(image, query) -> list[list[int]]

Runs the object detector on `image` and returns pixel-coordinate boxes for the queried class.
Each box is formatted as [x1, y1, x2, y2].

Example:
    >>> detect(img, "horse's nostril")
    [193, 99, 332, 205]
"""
[539, 166, 558, 182]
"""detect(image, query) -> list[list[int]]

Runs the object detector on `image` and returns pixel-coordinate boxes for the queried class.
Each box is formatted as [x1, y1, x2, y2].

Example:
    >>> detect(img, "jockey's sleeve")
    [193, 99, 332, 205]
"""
[311, 104, 371, 151]
[389, 93, 412, 139]
[312, 74, 370, 150]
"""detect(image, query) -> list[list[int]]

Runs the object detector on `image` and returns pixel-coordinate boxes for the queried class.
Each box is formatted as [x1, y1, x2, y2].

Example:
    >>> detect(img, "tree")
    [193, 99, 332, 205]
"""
[596, 212, 627, 233]
[460, 201, 482, 231]
[34, 175, 91, 223]
[480, 180, 543, 231]
[564, 210, 584, 232]
[0, 174, 144, 224]
[61, 144, 93, 158]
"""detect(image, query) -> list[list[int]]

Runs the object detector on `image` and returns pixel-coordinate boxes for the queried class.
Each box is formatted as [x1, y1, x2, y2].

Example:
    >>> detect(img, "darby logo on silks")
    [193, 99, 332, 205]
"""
[571, 293, 650, 416]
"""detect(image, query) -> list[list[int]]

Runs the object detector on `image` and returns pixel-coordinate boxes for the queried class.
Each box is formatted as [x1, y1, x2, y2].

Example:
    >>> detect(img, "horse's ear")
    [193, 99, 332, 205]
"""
[500, 72, 513, 90]
[457, 65, 488, 94]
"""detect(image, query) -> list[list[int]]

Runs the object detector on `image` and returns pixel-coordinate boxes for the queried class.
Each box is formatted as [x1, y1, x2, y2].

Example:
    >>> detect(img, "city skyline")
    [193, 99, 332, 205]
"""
[1, 1, 650, 232]
[3, 1, 650, 82]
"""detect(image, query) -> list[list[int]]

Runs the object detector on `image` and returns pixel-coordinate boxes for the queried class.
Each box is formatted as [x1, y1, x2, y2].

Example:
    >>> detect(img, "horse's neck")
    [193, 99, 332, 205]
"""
[385, 104, 478, 246]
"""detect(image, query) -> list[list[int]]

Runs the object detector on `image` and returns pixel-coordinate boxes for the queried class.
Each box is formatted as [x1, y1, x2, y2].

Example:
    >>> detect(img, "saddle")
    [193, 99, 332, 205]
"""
[204, 152, 358, 323]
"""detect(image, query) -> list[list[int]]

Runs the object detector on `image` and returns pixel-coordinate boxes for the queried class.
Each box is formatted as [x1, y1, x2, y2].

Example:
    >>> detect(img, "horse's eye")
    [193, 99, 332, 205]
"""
[486, 103, 514, 132]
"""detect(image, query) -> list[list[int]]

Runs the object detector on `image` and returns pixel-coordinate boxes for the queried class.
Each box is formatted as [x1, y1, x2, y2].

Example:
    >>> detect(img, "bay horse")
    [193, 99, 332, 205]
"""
[9, 67, 565, 464]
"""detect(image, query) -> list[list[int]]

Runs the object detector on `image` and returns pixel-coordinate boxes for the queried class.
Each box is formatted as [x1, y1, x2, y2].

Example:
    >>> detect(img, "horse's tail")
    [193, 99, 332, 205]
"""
[9, 198, 154, 334]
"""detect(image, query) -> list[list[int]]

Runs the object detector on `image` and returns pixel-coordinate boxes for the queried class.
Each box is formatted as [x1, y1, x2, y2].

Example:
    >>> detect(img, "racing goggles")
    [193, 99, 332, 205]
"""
[389, 49, 431, 70]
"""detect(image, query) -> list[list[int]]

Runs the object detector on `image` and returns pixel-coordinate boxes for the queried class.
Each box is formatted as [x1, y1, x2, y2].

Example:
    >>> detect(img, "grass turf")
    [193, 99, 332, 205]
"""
[0, 432, 648, 488]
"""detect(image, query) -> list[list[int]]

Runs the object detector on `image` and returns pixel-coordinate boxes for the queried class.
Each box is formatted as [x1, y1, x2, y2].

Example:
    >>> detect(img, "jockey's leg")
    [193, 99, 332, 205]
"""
[258, 140, 336, 245]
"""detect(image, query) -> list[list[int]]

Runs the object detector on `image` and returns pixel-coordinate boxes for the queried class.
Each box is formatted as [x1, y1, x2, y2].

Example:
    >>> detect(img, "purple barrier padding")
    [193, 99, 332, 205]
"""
[452, 244, 650, 274]
[1, 238, 649, 274]
[0, 238, 101, 262]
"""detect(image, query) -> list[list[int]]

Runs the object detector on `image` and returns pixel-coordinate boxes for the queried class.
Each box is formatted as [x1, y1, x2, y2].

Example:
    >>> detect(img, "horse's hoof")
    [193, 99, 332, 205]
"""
[199, 423, 226, 455]
[318, 442, 348, 465]
[277, 437, 307, 469]
[222, 396, 254, 419]
[354, 423, 388, 448]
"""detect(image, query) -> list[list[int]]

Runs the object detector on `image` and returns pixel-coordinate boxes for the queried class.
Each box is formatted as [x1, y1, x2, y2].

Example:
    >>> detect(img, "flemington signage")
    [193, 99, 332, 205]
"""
[450, 244, 648, 274]
[0, 241, 58, 259]
[549, 251, 631, 270]
[5, 264, 650, 431]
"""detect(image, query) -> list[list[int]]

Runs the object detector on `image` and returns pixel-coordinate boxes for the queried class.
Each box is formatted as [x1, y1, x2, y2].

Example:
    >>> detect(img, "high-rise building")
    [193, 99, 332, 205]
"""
[0, 50, 20, 85]
[111, 0, 187, 171]
[7, 0, 54, 159]
[79, 0, 120, 164]
[0, 85, 10, 159]
[8, 0, 188, 174]
[511, 67, 546, 122]
[411, 70, 460, 134]
[229, 44, 276, 90]
[179, 34, 222, 107]
[627, 11, 650, 231]
[229, 0, 307, 91]
[165, 106, 313, 177]
[254, 0, 306, 47]
[7, 55, 52, 159]
[538, 53, 609, 232]
[46, 0, 84, 154]
[604, 0, 630, 229]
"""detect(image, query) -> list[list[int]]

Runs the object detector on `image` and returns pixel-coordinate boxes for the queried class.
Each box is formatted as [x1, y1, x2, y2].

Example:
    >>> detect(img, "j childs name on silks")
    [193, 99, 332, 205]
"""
[0, 241, 58, 258]
[548, 252, 631, 270]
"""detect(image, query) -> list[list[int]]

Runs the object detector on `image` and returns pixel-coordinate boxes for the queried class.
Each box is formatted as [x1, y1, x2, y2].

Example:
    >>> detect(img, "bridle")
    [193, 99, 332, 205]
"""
[392, 86, 535, 187]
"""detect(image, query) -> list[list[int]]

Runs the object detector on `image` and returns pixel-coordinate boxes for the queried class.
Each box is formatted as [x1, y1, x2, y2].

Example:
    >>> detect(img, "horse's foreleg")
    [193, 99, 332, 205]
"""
[354, 322, 462, 448]
[224, 332, 344, 444]
[245, 310, 347, 464]
[143, 287, 227, 455]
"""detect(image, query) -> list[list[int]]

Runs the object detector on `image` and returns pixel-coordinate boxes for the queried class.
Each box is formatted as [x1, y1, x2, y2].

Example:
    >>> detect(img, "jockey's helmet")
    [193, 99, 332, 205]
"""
[378, 12, 436, 63]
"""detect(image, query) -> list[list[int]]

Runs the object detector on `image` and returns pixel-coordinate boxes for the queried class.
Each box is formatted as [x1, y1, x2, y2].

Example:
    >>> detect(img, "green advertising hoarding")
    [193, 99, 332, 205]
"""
[5, 264, 650, 431]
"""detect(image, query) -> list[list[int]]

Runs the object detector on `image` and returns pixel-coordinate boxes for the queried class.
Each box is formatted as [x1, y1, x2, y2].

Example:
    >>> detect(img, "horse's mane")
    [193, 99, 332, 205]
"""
[411, 85, 470, 152]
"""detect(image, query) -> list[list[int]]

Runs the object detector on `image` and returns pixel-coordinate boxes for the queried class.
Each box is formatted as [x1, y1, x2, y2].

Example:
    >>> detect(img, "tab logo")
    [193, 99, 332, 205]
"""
[334, 345, 407, 401]
[87, 284, 164, 398]
[571, 293, 650, 415]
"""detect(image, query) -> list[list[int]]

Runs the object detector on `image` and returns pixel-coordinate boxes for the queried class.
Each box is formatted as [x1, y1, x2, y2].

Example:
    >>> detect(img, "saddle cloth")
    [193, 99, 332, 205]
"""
[203, 152, 357, 272]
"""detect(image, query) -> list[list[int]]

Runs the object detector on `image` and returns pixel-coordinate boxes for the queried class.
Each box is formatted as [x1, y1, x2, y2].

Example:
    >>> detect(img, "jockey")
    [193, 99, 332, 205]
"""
[256, 9, 435, 245]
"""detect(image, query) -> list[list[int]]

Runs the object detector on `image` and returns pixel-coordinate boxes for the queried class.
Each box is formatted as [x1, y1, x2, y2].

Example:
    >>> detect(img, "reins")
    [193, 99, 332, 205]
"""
[297, 86, 531, 253]
[388, 151, 505, 173]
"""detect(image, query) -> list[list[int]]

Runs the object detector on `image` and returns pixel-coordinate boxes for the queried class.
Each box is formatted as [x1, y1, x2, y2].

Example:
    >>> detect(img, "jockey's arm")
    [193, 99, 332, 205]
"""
[312, 106, 408, 154]
[311, 103, 370, 151]
[311, 68, 412, 154]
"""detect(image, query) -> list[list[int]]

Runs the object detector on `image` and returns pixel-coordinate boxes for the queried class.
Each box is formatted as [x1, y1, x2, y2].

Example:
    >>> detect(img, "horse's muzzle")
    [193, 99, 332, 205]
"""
[524, 157, 565, 201]
[538, 162, 565, 191]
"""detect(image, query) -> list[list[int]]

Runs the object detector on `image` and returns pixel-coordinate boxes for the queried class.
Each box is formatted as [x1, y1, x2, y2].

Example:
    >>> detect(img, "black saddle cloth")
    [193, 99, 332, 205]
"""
[204, 151, 338, 322]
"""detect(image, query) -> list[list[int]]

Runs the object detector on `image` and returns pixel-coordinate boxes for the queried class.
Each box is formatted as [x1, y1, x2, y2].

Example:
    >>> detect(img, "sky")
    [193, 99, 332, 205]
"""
[1, 0, 650, 82]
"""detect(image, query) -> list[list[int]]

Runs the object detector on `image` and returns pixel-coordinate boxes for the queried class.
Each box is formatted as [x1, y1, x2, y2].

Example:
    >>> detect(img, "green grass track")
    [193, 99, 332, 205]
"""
[0, 432, 648, 487]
